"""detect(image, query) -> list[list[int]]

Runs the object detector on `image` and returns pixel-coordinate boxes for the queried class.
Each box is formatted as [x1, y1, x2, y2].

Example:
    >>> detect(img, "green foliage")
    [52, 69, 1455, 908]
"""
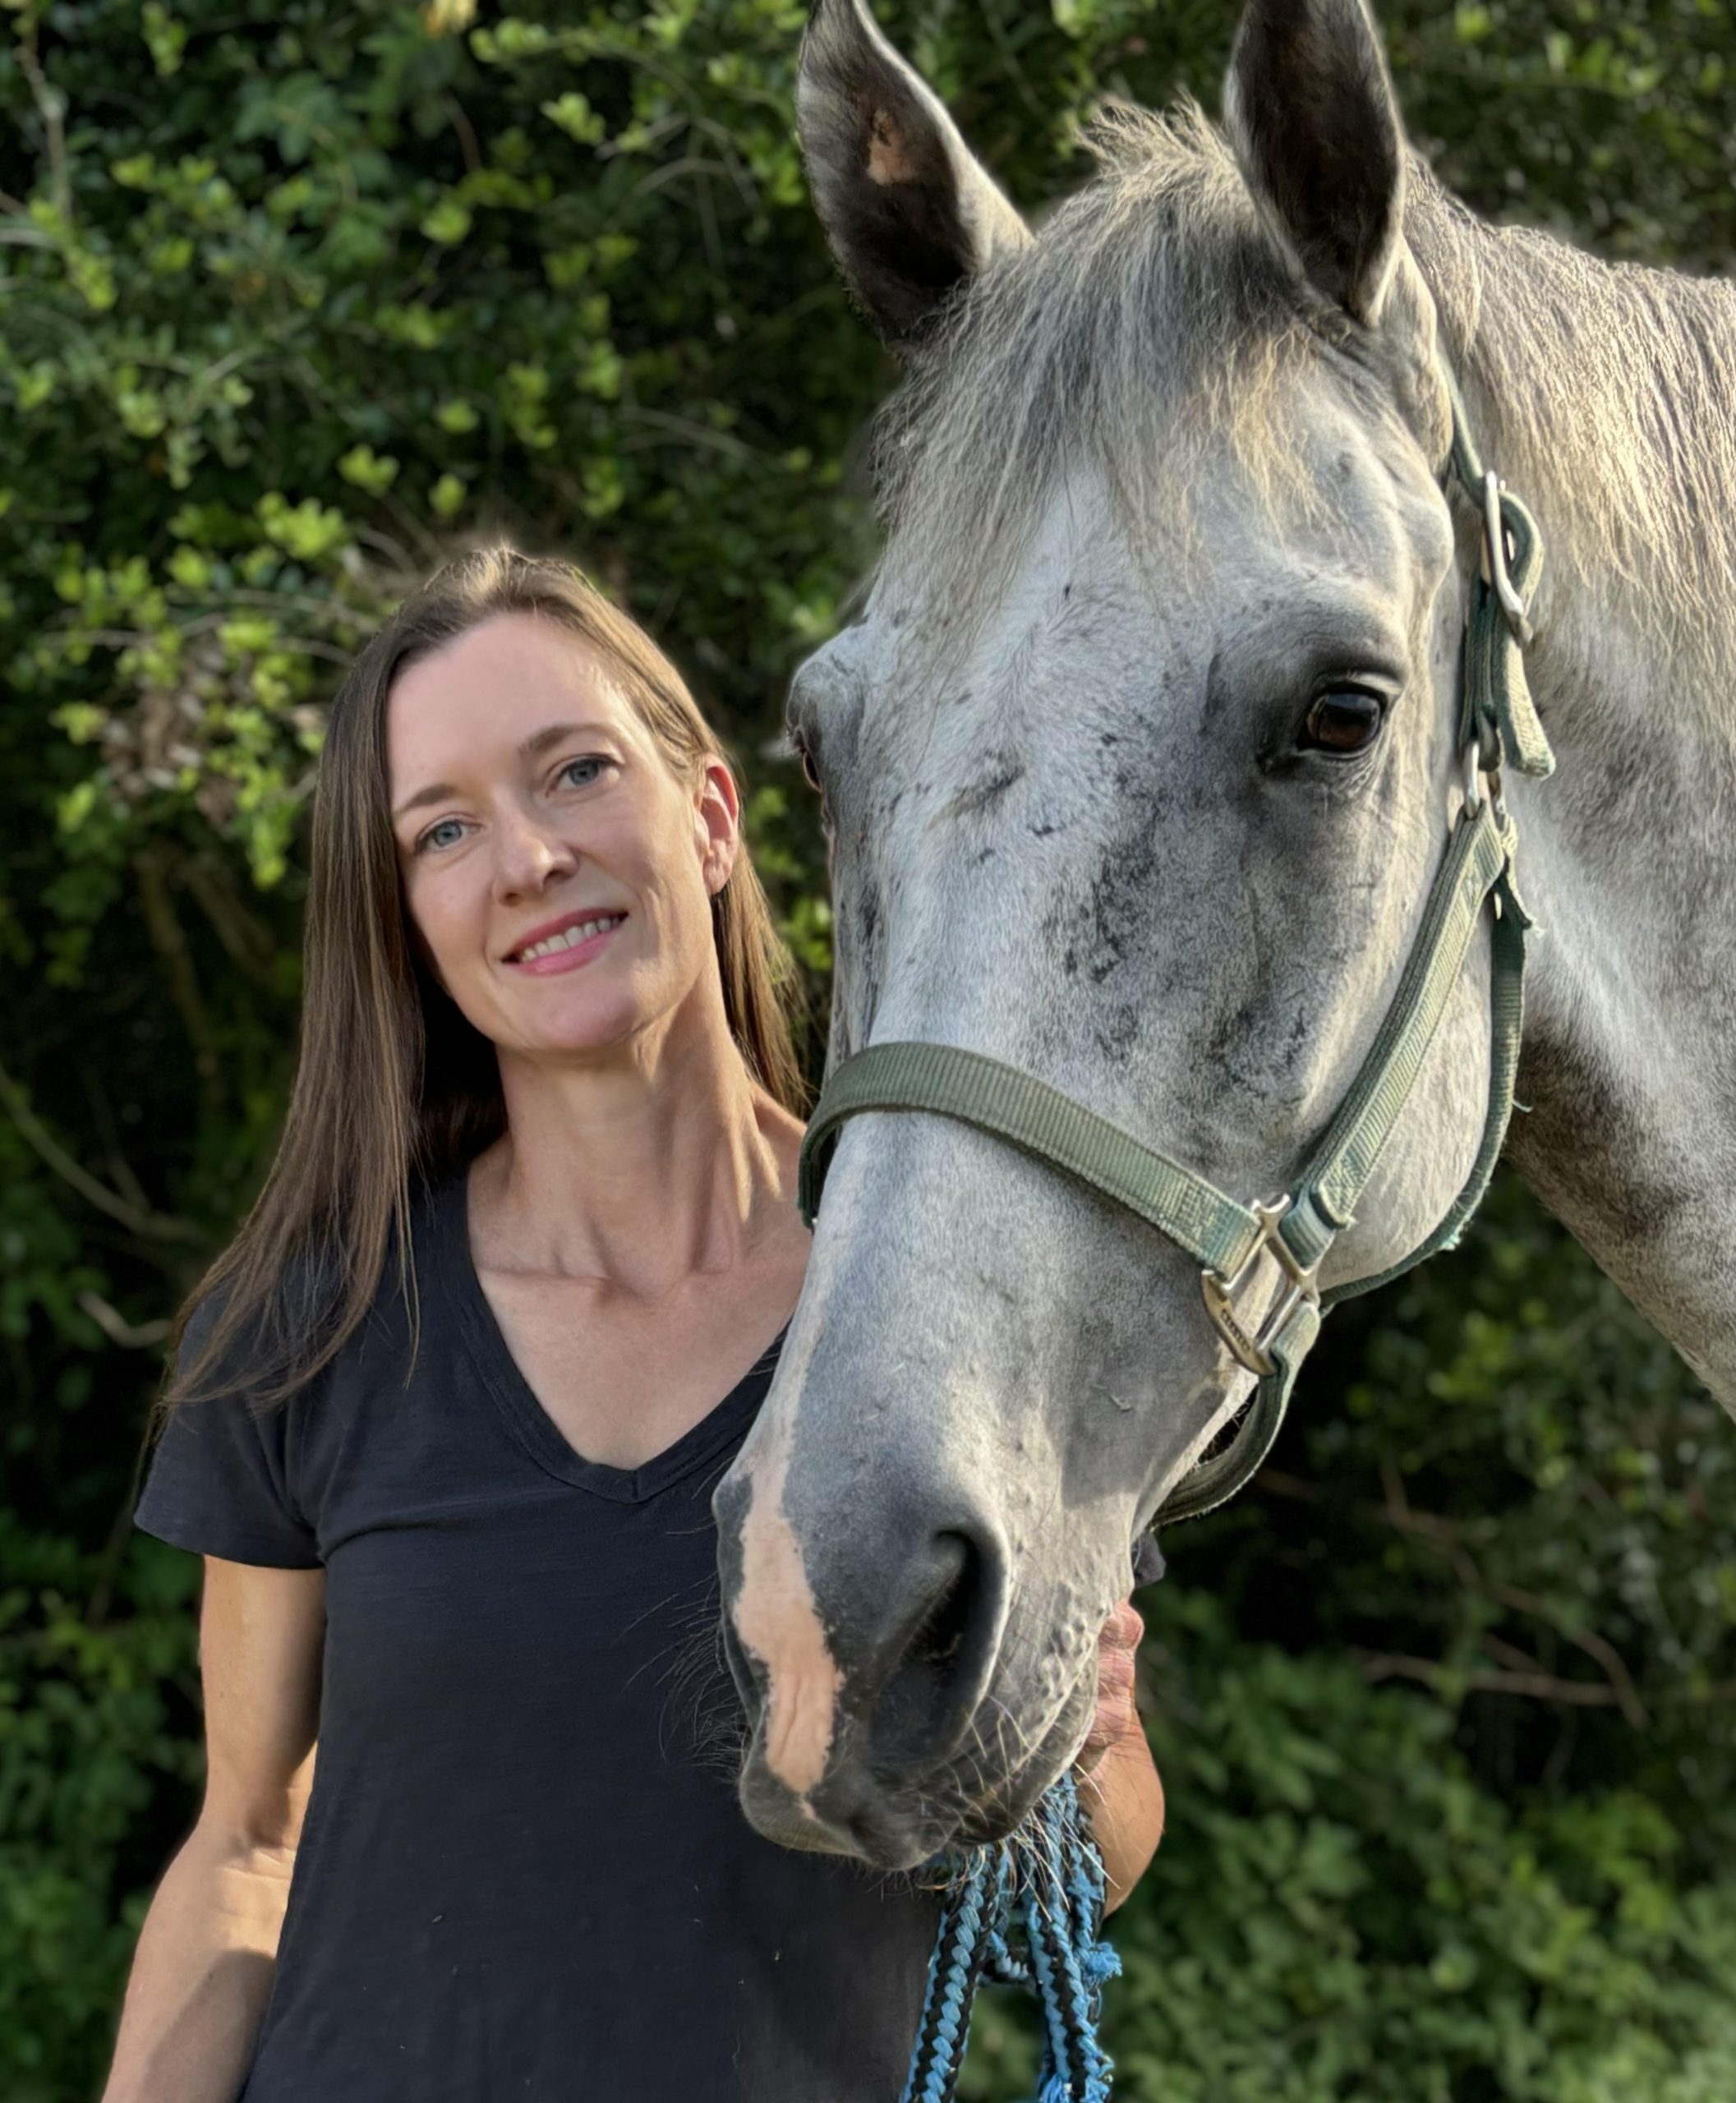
[2, 1, 1734, 2097]
[0, 1521, 200, 2103]
[0, 0, 882, 918]
[970, 1599, 1736, 2102]
[1107, 1599, 1736, 2103]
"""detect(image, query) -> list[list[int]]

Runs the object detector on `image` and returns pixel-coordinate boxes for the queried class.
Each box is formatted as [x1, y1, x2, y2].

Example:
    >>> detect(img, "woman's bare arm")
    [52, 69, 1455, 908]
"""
[100, 1558, 325, 2103]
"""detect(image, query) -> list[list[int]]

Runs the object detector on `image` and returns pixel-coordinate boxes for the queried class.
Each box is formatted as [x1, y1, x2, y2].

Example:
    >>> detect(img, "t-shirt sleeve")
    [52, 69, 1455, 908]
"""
[133, 1296, 322, 1568]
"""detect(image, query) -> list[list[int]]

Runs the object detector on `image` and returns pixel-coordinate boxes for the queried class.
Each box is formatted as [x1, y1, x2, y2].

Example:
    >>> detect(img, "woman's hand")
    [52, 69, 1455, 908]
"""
[1073, 1595, 1165, 1912]
[1075, 1598, 1144, 1775]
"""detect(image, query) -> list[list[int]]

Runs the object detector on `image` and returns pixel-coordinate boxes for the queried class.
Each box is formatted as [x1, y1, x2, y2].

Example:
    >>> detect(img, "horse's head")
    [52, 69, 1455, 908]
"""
[716, 0, 1503, 1867]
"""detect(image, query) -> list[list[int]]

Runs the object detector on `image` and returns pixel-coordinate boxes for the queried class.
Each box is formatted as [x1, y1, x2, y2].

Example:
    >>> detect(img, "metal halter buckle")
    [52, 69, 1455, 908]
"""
[1200, 1195, 1323, 1378]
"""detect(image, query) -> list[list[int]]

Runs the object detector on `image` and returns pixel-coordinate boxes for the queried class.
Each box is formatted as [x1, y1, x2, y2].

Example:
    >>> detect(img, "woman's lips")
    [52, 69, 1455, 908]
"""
[507, 913, 627, 976]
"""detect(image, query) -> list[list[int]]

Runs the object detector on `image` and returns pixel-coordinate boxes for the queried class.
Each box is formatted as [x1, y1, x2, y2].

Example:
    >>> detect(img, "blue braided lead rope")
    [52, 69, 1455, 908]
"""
[901, 1771, 1121, 2103]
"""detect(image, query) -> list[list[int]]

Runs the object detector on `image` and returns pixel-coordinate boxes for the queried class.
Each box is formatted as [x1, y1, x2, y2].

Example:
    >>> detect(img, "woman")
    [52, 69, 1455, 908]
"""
[107, 548, 1165, 2103]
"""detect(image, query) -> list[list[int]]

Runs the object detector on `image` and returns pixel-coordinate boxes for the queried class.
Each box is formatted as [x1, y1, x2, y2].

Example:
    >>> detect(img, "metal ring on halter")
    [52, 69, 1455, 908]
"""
[1462, 742, 1483, 814]
[1481, 470, 1536, 643]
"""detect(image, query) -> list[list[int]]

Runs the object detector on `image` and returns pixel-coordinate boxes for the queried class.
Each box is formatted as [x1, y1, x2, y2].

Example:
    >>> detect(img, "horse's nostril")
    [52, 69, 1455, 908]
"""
[868, 1529, 1002, 1777]
[909, 1534, 977, 1671]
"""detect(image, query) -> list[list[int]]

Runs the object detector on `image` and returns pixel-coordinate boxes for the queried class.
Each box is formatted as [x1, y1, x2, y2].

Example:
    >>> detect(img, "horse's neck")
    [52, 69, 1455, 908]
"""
[1410, 184, 1736, 1410]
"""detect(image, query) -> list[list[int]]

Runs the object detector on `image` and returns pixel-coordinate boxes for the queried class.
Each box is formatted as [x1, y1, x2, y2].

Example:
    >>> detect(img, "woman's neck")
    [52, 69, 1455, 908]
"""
[476, 993, 799, 1297]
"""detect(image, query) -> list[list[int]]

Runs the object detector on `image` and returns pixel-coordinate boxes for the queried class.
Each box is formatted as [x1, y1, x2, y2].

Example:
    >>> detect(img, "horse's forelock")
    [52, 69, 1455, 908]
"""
[864, 97, 1393, 633]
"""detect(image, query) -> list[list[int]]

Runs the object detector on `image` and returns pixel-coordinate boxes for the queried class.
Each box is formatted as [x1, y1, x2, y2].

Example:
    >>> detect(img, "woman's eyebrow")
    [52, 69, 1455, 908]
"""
[392, 720, 615, 819]
[518, 718, 611, 762]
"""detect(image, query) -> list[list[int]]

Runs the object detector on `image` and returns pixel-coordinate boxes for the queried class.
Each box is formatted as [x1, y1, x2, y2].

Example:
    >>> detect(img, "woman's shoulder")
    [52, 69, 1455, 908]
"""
[173, 1257, 343, 1416]
[140, 1171, 481, 1566]
[191, 1165, 461, 1360]
[173, 1203, 417, 1413]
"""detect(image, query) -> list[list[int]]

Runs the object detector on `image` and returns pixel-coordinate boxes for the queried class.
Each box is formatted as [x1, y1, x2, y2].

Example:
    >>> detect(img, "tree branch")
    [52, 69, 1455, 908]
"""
[440, 90, 482, 176]
[14, 35, 71, 227]
[1485, 1578, 1651, 1729]
[0, 1059, 200, 1241]
[1356, 1651, 1627, 1709]
[78, 1063, 155, 1217]
[177, 849, 281, 992]
[76, 1288, 173, 1349]
[1255, 1466, 1653, 1728]
[135, 846, 225, 1126]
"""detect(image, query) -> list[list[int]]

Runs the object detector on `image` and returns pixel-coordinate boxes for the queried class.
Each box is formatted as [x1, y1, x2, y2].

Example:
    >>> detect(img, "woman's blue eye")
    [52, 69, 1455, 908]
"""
[413, 757, 606, 854]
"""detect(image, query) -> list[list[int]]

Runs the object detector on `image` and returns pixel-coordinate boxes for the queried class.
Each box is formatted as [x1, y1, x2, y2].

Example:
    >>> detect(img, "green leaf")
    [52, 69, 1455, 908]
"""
[420, 196, 473, 246]
[540, 92, 606, 145]
[336, 446, 401, 496]
[140, 0, 186, 75]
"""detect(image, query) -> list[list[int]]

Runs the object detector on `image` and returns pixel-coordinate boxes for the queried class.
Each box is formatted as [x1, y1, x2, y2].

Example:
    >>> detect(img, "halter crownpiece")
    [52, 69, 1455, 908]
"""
[799, 358, 1552, 1527]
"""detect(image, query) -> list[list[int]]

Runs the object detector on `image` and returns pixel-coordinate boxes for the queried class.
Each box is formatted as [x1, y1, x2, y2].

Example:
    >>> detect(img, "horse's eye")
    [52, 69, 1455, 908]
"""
[1301, 688, 1385, 755]
[793, 732, 823, 794]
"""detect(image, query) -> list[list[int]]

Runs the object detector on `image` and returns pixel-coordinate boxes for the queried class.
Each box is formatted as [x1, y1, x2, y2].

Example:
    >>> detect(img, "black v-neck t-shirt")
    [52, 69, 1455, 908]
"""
[133, 1168, 942, 2101]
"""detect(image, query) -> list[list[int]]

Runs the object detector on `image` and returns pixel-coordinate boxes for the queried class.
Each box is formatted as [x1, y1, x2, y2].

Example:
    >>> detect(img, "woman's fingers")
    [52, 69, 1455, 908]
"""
[1075, 1596, 1144, 1774]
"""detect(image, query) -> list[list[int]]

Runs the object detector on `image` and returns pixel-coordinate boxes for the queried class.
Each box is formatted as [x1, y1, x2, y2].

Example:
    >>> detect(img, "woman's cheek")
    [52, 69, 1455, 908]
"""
[414, 885, 484, 1010]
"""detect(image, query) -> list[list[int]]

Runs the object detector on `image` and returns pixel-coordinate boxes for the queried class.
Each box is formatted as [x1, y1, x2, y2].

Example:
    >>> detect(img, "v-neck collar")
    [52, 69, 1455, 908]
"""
[434, 1166, 789, 1502]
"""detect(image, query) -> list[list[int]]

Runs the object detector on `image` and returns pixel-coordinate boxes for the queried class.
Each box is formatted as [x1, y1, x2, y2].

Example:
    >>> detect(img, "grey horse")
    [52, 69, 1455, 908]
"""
[712, 0, 1736, 1871]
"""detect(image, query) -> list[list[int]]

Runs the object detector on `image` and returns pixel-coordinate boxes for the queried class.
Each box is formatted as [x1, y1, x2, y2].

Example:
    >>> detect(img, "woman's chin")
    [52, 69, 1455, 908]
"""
[528, 1020, 647, 1063]
[472, 955, 718, 1068]
[502, 991, 688, 1065]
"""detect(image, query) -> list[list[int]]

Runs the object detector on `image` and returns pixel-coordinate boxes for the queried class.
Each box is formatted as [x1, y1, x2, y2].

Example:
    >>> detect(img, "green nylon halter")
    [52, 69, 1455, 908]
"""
[797, 365, 1554, 1528]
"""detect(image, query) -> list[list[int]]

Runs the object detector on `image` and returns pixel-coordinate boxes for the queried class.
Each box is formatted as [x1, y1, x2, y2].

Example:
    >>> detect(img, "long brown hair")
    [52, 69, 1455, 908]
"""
[163, 546, 810, 1417]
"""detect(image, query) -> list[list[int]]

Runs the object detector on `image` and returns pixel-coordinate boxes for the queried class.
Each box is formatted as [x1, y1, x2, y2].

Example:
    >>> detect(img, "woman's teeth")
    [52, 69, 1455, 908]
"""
[517, 913, 624, 962]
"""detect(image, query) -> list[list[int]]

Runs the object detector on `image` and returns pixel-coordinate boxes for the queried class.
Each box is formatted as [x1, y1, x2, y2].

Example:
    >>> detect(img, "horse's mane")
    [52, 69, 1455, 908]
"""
[871, 94, 1736, 701]
[870, 99, 1392, 621]
[1411, 168, 1736, 685]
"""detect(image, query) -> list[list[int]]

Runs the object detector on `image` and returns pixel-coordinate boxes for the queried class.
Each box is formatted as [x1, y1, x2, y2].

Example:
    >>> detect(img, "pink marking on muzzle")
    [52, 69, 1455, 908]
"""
[730, 1424, 843, 1797]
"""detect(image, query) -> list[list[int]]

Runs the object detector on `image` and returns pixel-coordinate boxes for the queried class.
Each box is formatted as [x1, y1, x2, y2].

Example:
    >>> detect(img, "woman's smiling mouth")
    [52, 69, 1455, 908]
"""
[505, 911, 629, 973]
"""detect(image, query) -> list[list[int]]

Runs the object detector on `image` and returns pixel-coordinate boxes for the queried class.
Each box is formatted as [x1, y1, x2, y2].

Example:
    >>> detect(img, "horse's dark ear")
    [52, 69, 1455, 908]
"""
[798, 0, 1029, 347]
[1224, 0, 1407, 324]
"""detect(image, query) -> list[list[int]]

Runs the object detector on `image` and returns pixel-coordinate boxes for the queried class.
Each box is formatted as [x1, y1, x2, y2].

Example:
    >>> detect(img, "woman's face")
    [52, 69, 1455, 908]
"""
[385, 611, 739, 1065]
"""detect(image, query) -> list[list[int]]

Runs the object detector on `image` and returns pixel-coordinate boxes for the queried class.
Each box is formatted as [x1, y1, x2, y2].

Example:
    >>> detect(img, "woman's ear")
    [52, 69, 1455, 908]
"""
[695, 757, 742, 895]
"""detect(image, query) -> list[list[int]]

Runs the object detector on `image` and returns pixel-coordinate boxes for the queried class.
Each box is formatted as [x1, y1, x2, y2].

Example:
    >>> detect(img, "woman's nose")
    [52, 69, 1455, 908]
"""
[491, 808, 577, 895]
